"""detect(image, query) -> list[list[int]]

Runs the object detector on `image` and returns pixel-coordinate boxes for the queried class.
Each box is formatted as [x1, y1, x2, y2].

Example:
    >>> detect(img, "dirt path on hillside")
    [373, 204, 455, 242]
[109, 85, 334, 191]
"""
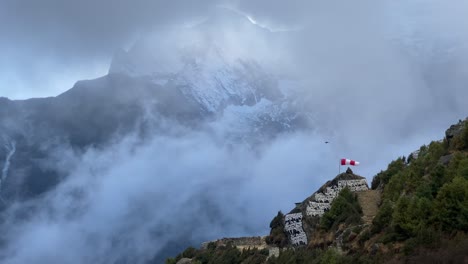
[357, 190, 381, 224]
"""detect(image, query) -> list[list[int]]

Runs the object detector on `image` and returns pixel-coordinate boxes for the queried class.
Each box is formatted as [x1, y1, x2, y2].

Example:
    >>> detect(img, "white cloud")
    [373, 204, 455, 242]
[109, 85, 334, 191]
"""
[0, 130, 338, 263]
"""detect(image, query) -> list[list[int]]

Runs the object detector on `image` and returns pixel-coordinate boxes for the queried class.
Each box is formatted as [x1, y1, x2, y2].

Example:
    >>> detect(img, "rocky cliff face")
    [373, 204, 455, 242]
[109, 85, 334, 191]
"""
[445, 117, 468, 145]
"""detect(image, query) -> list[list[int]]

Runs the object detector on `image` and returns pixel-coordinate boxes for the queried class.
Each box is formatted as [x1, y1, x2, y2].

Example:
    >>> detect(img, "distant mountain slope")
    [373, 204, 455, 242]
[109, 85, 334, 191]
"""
[0, 11, 309, 205]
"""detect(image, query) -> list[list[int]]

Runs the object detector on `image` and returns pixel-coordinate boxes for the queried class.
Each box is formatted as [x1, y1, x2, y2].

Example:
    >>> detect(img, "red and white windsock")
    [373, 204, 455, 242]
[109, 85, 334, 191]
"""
[341, 158, 360, 166]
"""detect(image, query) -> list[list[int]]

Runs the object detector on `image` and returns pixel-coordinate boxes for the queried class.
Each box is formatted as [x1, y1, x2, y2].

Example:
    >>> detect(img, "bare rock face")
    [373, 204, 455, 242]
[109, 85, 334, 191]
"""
[438, 154, 454, 166]
[176, 258, 193, 264]
[446, 118, 467, 144]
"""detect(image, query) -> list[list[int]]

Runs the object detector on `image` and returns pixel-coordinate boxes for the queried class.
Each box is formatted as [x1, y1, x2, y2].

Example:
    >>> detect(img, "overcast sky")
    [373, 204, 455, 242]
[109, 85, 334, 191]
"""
[1, 0, 467, 99]
[0, 0, 223, 99]
[0, 0, 283, 99]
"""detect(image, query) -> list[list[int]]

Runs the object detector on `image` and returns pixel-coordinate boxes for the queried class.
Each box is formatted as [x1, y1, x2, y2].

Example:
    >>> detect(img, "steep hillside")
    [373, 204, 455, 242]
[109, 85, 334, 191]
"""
[168, 118, 468, 264]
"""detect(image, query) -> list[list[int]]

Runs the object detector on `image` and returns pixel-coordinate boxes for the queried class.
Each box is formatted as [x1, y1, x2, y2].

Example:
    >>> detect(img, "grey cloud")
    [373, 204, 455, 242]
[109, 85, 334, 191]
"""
[0, 131, 335, 263]
[0, 0, 224, 99]
[275, 0, 468, 149]
[0, 113, 444, 263]
[3, 0, 468, 101]
[233, 0, 468, 182]
[0, 0, 222, 55]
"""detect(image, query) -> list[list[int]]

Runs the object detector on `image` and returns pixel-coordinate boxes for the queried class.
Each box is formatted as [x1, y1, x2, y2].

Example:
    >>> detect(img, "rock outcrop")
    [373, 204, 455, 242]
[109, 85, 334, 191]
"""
[176, 258, 193, 264]
[445, 118, 467, 145]
[438, 154, 454, 166]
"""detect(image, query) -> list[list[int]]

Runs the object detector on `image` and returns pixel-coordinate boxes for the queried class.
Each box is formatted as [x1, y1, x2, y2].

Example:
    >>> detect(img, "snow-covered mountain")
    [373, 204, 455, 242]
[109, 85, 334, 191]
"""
[0, 10, 318, 263]
[107, 8, 313, 141]
[110, 45, 309, 141]
[0, 9, 312, 204]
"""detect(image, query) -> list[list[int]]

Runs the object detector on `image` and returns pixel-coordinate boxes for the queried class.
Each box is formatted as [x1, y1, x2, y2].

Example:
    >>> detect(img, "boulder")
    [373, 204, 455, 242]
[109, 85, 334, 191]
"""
[438, 154, 453, 166]
[176, 258, 193, 264]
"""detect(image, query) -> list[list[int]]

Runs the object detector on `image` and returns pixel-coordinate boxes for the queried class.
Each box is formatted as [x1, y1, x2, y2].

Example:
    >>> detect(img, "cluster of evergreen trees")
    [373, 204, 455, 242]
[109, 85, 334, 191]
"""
[320, 188, 362, 231]
[370, 121, 468, 257]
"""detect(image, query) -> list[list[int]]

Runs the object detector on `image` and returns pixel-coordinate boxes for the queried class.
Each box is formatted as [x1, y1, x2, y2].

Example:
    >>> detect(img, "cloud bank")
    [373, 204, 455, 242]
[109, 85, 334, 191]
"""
[1, 0, 468, 101]
[0, 130, 337, 263]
